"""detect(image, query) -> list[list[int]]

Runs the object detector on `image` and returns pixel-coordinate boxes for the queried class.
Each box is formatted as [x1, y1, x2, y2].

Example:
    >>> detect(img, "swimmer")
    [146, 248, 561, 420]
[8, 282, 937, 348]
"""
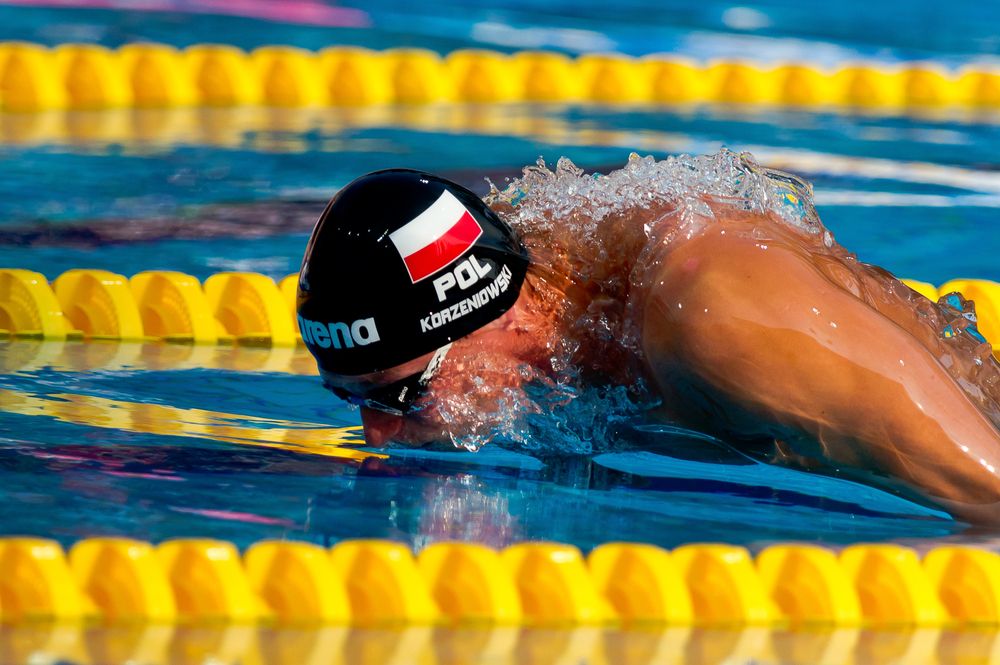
[298, 150, 1000, 524]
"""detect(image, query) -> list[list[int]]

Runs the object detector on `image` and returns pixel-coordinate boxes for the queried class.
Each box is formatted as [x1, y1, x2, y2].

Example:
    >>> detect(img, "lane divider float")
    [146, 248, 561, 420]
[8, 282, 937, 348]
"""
[0, 268, 298, 346]
[1, 42, 998, 113]
[1, 269, 997, 356]
[1, 536, 999, 627]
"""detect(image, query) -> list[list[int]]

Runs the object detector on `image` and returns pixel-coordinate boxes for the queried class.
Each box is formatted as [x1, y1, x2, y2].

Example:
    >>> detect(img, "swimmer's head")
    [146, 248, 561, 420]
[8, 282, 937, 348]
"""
[298, 169, 529, 415]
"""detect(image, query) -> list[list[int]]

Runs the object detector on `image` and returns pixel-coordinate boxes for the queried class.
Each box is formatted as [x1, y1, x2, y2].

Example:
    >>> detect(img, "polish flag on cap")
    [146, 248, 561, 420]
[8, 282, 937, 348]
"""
[389, 190, 483, 283]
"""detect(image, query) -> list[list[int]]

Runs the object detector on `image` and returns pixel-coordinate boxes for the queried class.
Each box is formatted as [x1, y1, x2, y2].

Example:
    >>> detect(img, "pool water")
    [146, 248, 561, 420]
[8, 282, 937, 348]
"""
[2, 4, 1000, 556]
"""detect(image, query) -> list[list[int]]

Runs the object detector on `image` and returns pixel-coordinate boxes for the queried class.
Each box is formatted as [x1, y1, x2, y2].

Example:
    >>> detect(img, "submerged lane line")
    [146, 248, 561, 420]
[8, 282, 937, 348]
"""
[0, 388, 377, 461]
[815, 191, 1000, 207]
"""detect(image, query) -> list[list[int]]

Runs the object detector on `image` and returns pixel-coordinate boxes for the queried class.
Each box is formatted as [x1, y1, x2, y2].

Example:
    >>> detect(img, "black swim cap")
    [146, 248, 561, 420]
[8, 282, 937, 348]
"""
[297, 169, 529, 376]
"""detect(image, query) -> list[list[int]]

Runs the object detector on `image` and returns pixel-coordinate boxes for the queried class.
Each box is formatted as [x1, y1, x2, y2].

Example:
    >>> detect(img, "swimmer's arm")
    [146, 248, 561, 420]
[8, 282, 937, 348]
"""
[643, 230, 1000, 523]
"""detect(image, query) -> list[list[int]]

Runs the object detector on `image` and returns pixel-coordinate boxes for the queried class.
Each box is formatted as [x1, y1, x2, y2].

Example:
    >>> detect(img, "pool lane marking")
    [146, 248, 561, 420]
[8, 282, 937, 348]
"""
[0, 388, 379, 461]
[747, 146, 1000, 195]
[814, 191, 1000, 207]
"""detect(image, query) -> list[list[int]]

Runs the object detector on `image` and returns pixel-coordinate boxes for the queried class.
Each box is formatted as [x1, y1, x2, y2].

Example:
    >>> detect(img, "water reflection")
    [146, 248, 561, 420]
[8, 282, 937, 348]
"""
[2, 105, 998, 154]
[0, 338, 320, 375]
[0, 106, 583, 152]
[4, 623, 1000, 664]
[0, 386, 369, 460]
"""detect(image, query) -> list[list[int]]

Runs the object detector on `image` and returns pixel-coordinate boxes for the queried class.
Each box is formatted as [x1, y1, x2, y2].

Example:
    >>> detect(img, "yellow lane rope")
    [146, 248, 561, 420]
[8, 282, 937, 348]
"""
[0, 42, 997, 114]
[3, 268, 998, 356]
[0, 536, 996, 629]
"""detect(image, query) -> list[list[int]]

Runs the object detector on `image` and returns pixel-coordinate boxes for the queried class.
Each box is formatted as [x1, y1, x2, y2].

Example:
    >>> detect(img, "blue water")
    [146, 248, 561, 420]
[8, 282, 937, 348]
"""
[2, 2, 1000, 552]
[4, 0, 1000, 63]
[0, 341, 959, 550]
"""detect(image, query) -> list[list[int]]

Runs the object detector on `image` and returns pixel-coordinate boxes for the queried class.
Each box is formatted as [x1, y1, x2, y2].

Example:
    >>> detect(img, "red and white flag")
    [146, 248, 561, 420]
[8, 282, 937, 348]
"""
[389, 190, 483, 283]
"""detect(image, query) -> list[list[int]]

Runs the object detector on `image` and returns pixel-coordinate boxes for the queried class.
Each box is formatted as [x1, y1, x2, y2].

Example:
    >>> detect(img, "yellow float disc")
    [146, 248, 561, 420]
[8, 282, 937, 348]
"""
[53, 43, 131, 109]
[130, 270, 218, 344]
[52, 269, 145, 341]
[203, 272, 296, 347]
[0, 268, 68, 339]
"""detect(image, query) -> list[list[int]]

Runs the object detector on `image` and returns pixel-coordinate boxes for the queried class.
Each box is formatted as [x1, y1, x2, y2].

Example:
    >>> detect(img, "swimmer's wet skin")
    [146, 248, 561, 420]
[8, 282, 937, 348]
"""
[300, 150, 1000, 525]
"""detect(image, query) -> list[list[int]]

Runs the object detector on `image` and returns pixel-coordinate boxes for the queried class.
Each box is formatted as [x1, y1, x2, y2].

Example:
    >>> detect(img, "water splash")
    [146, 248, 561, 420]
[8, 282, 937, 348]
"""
[489, 148, 823, 240]
[455, 148, 832, 453]
[442, 377, 649, 455]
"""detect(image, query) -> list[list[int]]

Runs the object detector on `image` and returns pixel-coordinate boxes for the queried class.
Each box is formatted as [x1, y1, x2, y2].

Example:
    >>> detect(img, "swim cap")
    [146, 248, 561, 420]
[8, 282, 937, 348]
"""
[297, 169, 529, 376]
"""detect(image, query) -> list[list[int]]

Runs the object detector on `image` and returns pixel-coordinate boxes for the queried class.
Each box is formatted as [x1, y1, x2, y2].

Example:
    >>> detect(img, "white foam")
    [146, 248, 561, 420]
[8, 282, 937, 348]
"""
[491, 148, 822, 240]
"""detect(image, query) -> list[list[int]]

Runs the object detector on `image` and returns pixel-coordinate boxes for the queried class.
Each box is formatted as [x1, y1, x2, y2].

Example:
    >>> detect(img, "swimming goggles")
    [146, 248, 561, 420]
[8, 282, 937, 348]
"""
[325, 344, 452, 416]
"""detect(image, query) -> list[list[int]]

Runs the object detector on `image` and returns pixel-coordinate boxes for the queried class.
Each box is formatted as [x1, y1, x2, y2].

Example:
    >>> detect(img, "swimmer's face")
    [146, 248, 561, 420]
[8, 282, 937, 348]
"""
[324, 319, 528, 447]
[324, 348, 450, 446]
